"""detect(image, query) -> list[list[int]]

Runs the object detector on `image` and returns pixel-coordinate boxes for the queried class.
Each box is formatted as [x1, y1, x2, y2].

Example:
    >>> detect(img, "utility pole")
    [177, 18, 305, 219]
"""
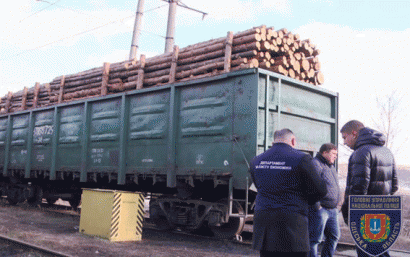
[129, 0, 145, 60]
[164, 0, 177, 53]
[163, 0, 207, 53]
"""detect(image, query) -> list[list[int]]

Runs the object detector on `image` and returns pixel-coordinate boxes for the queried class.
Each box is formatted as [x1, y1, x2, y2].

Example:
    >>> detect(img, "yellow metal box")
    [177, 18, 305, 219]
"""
[79, 189, 145, 241]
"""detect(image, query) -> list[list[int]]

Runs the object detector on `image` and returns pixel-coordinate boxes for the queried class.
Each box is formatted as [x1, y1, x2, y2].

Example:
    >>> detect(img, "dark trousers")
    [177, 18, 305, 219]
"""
[260, 250, 307, 257]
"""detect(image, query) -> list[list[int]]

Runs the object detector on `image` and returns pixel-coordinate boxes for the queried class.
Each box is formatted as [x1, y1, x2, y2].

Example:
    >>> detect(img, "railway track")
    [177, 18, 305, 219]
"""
[2, 198, 410, 257]
[0, 234, 72, 257]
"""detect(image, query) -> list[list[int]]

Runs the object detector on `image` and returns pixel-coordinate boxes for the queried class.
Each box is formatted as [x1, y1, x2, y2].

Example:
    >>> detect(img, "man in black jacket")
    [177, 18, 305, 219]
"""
[340, 120, 398, 257]
[308, 143, 340, 257]
[250, 128, 327, 257]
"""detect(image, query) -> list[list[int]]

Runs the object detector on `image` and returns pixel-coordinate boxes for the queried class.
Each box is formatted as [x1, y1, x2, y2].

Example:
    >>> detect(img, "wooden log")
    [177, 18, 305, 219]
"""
[300, 58, 310, 72]
[260, 41, 271, 51]
[63, 81, 102, 94]
[294, 52, 303, 61]
[306, 69, 315, 78]
[267, 29, 278, 39]
[136, 68, 170, 80]
[273, 56, 288, 66]
[179, 25, 265, 55]
[288, 68, 295, 79]
[232, 33, 262, 46]
[312, 62, 321, 71]
[5, 92, 13, 112]
[232, 41, 261, 53]
[264, 52, 271, 61]
[177, 56, 225, 73]
[230, 62, 258, 71]
[233, 25, 267, 38]
[109, 68, 140, 80]
[101, 62, 111, 96]
[271, 65, 287, 75]
[314, 71, 324, 85]
[224, 31, 234, 72]
[306, 56, 319, 63]
[140, 51, 172, 68]
[136, 55, 146, 90]
[259, 60, 271, 69]
[109, 80, 138, 92]
[63, 76, 103, 88]
[178, 49, 224, 66]
[292, 60, 301, 74]
[144, 61, 171, 73]
[313, 48, 321, 56]
[108, 78, 123, 84]
[232, 49, 259, 59]
[178, 42, 224, 60]
[175, 61, 226, 81]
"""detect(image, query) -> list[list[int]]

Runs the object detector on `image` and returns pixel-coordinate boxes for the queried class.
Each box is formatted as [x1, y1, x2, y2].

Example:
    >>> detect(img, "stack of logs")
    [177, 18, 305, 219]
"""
[0, 25, 324, 114]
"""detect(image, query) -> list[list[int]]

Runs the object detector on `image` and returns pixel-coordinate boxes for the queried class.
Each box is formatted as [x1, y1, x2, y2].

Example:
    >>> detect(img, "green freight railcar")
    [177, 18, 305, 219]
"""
[0, 68, 338, 238]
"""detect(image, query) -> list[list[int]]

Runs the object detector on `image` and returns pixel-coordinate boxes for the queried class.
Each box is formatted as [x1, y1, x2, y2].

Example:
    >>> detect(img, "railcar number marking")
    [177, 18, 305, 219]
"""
[36, 154, 45, 162]
[33, 125, 54, 143]
[91, 148, 104, 164]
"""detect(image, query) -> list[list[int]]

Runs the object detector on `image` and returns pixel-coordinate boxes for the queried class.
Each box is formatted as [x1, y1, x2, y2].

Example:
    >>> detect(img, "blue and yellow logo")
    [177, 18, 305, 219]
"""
[349, 196, 401, 256]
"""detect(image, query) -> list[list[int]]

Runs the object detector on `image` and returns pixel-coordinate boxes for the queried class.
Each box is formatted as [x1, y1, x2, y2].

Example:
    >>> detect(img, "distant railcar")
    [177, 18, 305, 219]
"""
[0, 68, 338, 238]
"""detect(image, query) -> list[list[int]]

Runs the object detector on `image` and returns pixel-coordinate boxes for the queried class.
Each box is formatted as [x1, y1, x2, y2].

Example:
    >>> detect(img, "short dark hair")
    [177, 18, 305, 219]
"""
[340, 120, 364, 134]
[319, 143, 337, 154]
[274, 128, 294, 140]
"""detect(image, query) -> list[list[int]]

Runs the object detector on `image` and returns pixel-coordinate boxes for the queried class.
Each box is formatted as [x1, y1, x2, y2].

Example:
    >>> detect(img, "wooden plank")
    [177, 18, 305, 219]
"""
[21, 87, 28, 111]
[169, 46, 179, 83]
[224, 31, 234, 72]
[136, 55, 146, 90]
[101, 62, 110, 96]
[58, 76, 65, 103]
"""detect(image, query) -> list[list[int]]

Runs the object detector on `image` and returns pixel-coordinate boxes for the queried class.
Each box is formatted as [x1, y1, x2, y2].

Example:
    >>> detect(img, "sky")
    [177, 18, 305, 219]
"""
[1, 0, 410, 165]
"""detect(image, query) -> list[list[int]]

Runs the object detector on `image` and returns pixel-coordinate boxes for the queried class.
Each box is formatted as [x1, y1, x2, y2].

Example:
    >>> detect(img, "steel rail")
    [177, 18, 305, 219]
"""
[0, 234, 72, 257]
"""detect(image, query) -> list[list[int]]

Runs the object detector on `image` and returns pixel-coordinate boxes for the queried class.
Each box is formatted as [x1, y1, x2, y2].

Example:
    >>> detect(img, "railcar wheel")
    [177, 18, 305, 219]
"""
[149, 200, 175, 231]
[6, 194, 19, 205]
[6, 188, 20, 205]
[27, 186, 43, 206]
[209, 200, 245, 239]
[69, 198, 81, 210]
[46, 198, 59, 205]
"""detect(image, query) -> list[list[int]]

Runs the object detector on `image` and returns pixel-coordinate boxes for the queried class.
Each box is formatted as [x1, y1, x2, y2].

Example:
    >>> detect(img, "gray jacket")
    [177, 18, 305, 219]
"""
[313, 153, 340, 209]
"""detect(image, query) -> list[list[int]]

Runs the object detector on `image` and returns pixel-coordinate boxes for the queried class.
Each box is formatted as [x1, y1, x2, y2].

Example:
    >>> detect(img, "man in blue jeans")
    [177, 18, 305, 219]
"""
[308, 143, 340, 257]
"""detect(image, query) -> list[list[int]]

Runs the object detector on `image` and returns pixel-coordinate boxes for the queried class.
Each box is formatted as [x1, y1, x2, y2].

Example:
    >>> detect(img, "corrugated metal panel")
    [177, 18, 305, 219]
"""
[31, 110, 54, 169]
[176, 79, 233, 175]
[126, 91, 170, 174]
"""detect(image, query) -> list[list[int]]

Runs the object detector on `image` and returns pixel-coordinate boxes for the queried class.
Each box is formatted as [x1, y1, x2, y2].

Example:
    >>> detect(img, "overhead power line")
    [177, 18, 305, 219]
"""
[19, 0, 62, 23]
[1, 4, 168, 62]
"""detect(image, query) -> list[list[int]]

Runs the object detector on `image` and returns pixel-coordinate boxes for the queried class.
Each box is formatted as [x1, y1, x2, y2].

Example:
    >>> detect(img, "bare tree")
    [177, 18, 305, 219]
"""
[372, 89, 408, 156]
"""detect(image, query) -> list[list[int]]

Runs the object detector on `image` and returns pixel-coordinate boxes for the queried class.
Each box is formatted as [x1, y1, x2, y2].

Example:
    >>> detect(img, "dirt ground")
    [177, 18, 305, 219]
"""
[0, 200, 258, 257]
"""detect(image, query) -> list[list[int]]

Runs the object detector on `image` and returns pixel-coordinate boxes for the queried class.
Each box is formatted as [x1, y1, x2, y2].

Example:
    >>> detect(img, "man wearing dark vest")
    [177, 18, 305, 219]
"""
[250, 128, 327, 257]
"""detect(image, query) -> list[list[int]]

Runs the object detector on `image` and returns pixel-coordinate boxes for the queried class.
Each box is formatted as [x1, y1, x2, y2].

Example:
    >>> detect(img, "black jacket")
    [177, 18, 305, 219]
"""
[250, 143, 327, 215]
[250, 143, 327, 252]
[312, 153, 340, 209]
[341, 127, 398, 222]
